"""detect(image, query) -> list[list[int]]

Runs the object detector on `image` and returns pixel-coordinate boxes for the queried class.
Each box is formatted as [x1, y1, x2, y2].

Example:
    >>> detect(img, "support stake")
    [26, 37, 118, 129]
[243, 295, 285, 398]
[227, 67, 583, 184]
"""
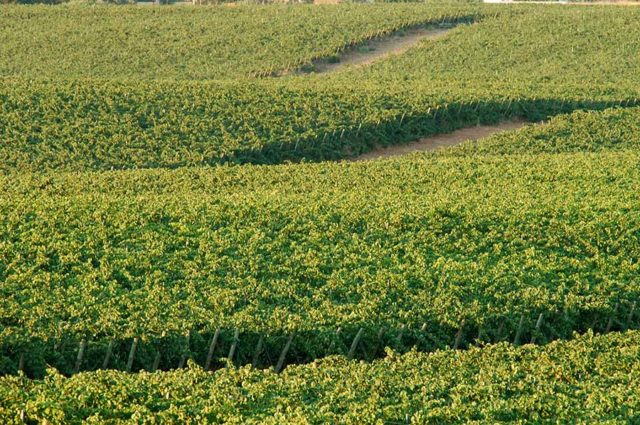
[18, 352, 24, 373]
[370, 327, 385, 359]
[513, 314, 525, 345]
[151, 331, 166, 373]
[627, 302, 637, 329]
[396, 324, 406, 348]
[348, 328, 364, 360]
[530, 313, 544, 344]
[453, 320, 465, 350]
[275, 334, 293, 373]
[227, 329, 240, 363]
[477, 325, 484, 344]
[74, 339, 87, 373]
[152, 351, 161, 373]
[252, 335, 264, 368]
[126, 337, 139, 372]
[329, 327, 342, 354]
[275, 334, 294, 373]
[178, 331, 190, 369]
[205, 328, 221, 371]
[495, 320, 505, 343]
[102, 340, 114, 370]
[606, 303, 619, 333]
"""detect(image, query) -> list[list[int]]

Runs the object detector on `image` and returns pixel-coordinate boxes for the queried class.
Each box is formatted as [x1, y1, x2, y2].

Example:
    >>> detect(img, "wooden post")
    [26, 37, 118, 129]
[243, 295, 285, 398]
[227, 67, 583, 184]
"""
[275, 334, 294, 373]
[419, 322, 429, 349]
[74, 339, 87, 373]
[396, 324, 406, 348]
[329, 327, 342, 354]
[151, 331, 166, 373]
[513, 314, 525, 345]
[126, 338, 139, 372]
[476, 325, 484, 344]
[605, 303, 619, 333]
[627, 302, 637, 330]
[530, 313, 544, 344]
[453, 320, 465, 350]
[495, 320, 505, 343]
[370, 327, 385, 359]
[205, 328, 221, 371]
[227, 329, 240, 362]
[151, 351, 161, 373]
[563, 307, 571, 338]
[18, 352, 24, 373]
[102, 340, 114, 370]
[347, 328, 364, 360]
[178, 331, 190, 369]
[589, 313, 600, 332]
[252, 335, 264, 368]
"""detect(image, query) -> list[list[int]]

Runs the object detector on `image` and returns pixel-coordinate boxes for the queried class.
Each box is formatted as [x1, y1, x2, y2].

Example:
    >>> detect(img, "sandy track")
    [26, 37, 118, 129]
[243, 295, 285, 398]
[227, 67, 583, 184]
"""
[352, 120, 527, 161]
[313, 27, 452, 73]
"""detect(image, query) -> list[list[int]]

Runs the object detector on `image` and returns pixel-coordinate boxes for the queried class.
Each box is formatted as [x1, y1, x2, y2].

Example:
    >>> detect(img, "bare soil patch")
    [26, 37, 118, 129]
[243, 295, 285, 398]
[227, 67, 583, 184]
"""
[352, 120, 528, 161]
[310, 26, 452, 74]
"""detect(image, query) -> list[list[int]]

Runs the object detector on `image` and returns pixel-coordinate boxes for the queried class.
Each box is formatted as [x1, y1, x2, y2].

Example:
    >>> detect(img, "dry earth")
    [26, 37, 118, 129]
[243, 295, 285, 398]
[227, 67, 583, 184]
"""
[353, 120, 528, 161]
[311, 27, 452, 73]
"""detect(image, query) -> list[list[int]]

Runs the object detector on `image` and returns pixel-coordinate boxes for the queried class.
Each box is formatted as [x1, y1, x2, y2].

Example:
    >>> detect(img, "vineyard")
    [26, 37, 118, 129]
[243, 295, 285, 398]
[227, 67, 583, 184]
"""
[1, 1, 640, 423]
[1, 331, 639, 423]
[2, 105, 640, 375]
[2, 7, 640, 172]
[0, 4, 479, 80]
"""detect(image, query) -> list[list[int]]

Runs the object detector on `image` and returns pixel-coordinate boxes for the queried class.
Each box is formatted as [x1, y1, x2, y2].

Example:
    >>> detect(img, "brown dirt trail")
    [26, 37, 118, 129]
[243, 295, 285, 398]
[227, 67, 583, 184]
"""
[313, 27, 452, 73]
[352, 120, 528, 161]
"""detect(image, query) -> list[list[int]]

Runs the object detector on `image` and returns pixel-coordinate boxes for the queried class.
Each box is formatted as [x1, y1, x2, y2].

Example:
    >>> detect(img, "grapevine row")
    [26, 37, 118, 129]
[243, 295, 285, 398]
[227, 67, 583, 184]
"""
[4, 301, 637, 377]
[2, 331, 639, 423]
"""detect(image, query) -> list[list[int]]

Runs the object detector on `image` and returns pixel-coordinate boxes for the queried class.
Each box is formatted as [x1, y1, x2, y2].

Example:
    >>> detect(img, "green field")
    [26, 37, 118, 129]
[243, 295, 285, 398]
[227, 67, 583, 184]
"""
[1, 2, 640, 422]
[2, 331, 639, 423]
[0, 4, 479, 79]
[2, 6, 640, 172]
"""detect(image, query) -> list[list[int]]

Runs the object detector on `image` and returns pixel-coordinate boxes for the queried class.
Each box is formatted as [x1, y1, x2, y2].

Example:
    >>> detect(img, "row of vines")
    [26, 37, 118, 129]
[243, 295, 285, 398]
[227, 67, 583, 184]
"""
[2, 7, 640, 171]
[2, 116, 640, 372]
[1, 331, 639, 423]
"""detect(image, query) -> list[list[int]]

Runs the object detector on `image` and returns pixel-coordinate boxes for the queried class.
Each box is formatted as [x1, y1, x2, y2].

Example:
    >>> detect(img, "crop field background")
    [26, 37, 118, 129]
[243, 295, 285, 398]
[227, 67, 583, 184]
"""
[1, 1, 639, 423]
[2, 6, 640, 172]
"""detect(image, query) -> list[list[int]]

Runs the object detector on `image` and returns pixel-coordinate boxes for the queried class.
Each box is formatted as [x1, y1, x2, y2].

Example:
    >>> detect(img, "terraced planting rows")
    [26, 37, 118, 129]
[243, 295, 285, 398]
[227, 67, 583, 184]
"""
[2, 3, 640, 422]
[2, 331, 639, 423]
[1, 80, 637, 173]
[0, 4, 479, 80]
[435, 107, 640, 156]
[2, 7, 640, 172]
[2, 107, 640, 376]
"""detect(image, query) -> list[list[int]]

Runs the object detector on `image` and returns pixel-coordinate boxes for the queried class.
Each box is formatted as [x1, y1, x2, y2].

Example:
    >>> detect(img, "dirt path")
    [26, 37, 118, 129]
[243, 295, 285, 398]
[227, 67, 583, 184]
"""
[352, 120, 528, 161]
[303, 26, 453, 74]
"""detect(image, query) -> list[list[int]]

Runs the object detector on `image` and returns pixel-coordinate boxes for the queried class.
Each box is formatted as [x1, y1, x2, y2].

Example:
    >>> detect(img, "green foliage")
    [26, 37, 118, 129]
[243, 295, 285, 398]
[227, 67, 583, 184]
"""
[1, 331, 639, 423]
[345, 6, 640, 88]
[0, 4, 478, 79]
[2, 6, 640, 171]
[0, 79, 637, 173]
[1, 137, 639, 361]
[437, 106, 640, 156]
[2, 6, 640, 416]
